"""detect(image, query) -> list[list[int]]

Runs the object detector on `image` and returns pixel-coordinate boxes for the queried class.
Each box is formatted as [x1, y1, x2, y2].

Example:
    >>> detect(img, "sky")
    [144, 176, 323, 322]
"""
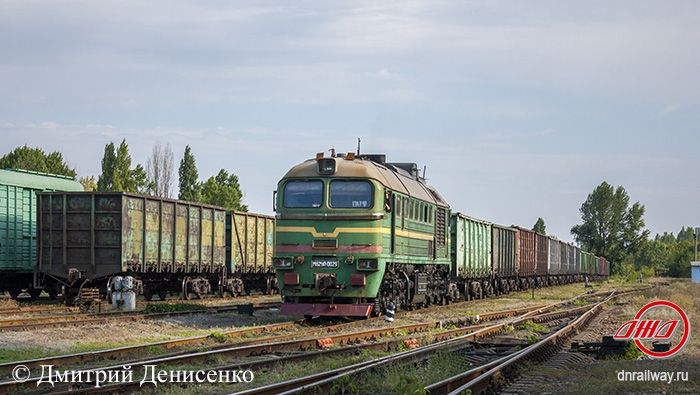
[1, 1, 699, 243]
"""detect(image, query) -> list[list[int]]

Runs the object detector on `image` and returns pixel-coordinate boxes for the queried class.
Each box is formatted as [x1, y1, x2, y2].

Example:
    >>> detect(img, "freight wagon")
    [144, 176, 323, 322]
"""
[274, 150, 610, 317]
[0, 169, 84, 298]
[33, 191, 275, 303]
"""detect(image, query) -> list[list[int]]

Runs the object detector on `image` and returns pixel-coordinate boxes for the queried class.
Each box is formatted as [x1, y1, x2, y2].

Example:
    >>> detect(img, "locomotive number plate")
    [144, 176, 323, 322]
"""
[312, 259, 339, 269]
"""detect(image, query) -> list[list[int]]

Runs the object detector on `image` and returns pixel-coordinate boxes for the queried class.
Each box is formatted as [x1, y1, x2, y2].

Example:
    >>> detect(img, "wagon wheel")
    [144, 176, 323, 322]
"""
[143, 288, 153, 301]
[158, 290, 168, 301]
[182, 277, 193, 301]
[106, 277, 114, 302]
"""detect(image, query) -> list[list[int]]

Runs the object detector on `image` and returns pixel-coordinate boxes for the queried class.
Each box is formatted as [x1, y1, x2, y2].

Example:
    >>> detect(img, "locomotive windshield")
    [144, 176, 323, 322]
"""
[283, 180, 323, 208]
[330, 180, 373, 208]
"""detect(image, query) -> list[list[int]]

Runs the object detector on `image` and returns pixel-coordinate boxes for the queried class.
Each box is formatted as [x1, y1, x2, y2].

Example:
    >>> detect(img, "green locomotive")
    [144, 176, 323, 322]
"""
[274, 151, 459, 317]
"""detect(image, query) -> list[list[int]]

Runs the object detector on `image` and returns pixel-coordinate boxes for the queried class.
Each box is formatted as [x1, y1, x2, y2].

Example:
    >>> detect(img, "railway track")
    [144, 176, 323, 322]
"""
[0, 301, 281, 332]
[0, 289, 620, 394]
[240, 292, 616, 395]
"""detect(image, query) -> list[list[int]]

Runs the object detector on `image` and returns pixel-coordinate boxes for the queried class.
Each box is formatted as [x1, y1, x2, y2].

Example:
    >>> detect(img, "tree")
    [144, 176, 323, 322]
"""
[677, 226, 696, 242]
[178, 145, 201, 202]
[97, 139, 153, 193]
[0, 145, 76, 177]
[201, 169, 248, 211]
[533, 218, 546, 234]
[97, 142, 117, 191]
[146, 141, 175, 198]
[79, 175, 98, 191]
[570, 181, 650, 273]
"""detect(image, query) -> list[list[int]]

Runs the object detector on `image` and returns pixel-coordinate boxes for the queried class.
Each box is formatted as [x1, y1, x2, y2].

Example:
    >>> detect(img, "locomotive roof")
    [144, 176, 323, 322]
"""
[280, 154, 449, 208]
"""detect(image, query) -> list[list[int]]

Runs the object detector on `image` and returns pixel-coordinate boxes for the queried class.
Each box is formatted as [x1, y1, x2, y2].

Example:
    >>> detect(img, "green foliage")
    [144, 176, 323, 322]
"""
[394, 375, 427, 395]
[178, 145, 201, 202]
[667, 240, 693, 277]
[201, 169, 248, 211]
[676, 226, 697, 242]
[570, 182, 650, 273]
[518, 320, 548, 333]
[97, 139, 153, 193]
[533, 217, 546, 234]
[0, 145, 76, 177]
[79, 175, 97, 191]
[208, 331, 229, 343]
[632, 240, 669, 271]
[97, 141, 116, 191]
[330, 374, 359, 395]
[527, 333, 539, 345]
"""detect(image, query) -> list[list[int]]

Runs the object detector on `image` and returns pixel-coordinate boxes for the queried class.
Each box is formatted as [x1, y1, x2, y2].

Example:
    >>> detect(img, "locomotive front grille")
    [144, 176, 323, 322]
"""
[313, 238, 338, 249]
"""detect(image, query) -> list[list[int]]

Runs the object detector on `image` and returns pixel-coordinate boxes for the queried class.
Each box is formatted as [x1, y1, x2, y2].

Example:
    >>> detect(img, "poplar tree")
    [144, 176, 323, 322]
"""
[533, 218, 546, 235]
[97, 139, 152, 193]
[178, 145, 201, 202]
[97, 142, 117, 191]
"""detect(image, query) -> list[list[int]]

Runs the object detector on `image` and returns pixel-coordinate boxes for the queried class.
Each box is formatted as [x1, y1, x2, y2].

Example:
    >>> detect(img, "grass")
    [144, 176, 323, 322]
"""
[142, 303, 208, 314]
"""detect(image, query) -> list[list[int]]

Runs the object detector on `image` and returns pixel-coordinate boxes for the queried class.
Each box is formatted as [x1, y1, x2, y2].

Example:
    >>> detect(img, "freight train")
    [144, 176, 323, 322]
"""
[273, 151, 609, 317]
[0, 168, 276, 303]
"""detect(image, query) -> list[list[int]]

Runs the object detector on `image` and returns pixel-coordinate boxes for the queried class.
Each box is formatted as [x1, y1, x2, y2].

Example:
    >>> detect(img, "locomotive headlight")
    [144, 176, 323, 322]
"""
[274, 258, 293, 269]
[317, 158, 336, 175]
[357, 259, 378, 270]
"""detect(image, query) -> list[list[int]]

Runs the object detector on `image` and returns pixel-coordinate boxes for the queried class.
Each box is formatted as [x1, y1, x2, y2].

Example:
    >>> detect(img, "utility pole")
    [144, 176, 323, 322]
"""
[695, 227, 698, 262]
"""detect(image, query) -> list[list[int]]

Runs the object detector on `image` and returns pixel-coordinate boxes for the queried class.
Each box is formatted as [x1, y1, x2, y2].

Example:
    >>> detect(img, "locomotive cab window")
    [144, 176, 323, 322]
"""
[329, 181, 373, 208]
[283, 180, 323, 208]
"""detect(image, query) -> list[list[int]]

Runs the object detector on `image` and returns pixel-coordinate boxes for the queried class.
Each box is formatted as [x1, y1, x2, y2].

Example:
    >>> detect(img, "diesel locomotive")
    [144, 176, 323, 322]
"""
[273, 151, 608, 317]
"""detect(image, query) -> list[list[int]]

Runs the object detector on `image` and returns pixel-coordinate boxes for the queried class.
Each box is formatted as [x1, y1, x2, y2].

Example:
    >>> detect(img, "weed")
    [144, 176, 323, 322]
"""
[527, 333, 539, 345]
[330, 374, 359, 394]
[518, 320, 548, 332]
[395, 375, 427, 395]
[208, 331, 228, 343]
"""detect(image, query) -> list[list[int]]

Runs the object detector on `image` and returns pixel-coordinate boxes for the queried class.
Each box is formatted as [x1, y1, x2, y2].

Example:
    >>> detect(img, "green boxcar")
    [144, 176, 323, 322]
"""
[580, 251, 596, 276]
[450, 213, 491, 279]
[35, 192, 227, 298]
[0, 169, 83, 297]
[492, 224, 517, 279]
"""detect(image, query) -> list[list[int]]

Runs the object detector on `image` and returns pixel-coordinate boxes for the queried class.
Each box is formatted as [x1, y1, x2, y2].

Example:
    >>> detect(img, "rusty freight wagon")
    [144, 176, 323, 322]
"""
[513, 227, 549, 289]
[34, 192, 229, 303]
[226, 211, 276, 296]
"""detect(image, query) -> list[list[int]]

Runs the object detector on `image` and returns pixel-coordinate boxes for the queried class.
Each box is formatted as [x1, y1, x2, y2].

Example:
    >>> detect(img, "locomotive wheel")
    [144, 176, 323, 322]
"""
[158, 290, 168, 301]
[143, 289, 153, 301]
